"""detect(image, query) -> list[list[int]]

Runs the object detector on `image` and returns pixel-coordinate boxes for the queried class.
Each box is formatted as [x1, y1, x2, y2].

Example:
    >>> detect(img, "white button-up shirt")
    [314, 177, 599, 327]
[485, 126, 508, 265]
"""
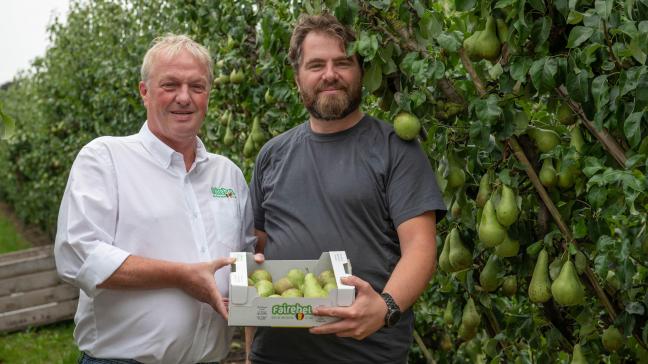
[54, 122, 255, 364]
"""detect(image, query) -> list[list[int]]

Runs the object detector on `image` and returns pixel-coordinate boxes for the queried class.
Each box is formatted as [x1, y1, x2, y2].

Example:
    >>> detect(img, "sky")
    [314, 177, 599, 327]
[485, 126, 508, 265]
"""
[0, 0, 70, 85]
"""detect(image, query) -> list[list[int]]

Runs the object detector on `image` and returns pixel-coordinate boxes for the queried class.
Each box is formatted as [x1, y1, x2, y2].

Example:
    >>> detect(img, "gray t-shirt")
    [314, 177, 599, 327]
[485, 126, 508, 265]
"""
[249, 115, 446, 364]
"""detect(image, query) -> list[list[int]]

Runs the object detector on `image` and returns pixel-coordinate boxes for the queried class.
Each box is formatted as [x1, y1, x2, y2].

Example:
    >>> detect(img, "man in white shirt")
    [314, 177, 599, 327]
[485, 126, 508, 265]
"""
[55, 34, 257, 364]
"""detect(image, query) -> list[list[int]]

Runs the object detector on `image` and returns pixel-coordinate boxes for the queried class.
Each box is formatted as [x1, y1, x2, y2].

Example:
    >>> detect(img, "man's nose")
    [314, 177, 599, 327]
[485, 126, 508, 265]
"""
[322, 63, 338, 82]
[175, 84, 191, 105]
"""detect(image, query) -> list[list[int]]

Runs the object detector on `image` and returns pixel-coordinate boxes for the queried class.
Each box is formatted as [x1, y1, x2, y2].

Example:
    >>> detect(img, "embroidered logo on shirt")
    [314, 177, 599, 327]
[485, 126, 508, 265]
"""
[211, 187, 236, 199]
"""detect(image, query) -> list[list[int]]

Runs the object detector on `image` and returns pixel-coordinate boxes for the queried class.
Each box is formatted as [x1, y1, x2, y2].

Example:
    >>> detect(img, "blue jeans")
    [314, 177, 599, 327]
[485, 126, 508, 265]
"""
[79, 352, 219, 364]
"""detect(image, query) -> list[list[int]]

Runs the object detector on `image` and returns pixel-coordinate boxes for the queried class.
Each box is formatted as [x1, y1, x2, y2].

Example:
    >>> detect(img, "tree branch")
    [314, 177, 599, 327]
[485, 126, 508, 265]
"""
[459, 48, 487, 97]
[556, 86, 627, 168]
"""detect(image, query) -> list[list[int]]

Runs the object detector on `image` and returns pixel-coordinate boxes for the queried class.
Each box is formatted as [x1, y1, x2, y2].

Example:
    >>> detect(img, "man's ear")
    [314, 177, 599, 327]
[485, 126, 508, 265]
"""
[138, 81, 148, 105]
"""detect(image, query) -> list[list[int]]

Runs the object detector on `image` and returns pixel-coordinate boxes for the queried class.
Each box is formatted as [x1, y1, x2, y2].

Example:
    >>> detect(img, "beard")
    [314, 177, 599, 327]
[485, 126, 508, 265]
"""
[300, 79, 362, 121]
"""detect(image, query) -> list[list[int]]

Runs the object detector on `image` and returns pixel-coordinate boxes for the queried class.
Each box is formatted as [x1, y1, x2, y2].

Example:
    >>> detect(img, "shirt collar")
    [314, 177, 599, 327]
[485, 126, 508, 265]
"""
[138, 121, 209, 169]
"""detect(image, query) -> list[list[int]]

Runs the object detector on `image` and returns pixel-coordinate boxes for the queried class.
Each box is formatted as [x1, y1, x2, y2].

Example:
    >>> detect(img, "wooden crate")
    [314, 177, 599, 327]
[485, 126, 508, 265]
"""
[0, 245, 78, 333]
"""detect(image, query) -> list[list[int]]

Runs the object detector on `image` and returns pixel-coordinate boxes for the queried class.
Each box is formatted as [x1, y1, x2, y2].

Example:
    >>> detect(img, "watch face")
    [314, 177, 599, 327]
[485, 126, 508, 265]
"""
[387, 309, 401, 327]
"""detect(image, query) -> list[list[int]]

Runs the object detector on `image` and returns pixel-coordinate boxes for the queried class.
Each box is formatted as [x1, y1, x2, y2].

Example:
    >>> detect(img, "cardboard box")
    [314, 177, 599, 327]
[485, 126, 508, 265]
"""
[228, 251, 354, 327]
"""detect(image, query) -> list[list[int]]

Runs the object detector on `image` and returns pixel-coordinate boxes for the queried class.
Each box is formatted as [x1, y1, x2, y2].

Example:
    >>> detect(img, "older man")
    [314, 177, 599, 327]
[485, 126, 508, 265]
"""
[55, 34, 256, 364]
[247, 13, 446, 364]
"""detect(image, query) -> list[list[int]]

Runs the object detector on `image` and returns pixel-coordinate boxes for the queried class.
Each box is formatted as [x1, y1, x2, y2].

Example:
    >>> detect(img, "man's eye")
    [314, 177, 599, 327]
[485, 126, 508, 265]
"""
[162, 83, 176, 89]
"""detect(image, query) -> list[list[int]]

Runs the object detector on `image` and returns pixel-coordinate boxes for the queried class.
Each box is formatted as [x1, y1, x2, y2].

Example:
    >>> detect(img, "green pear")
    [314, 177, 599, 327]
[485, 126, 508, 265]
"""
[458, 298, 481, 341]
[571, 344, 587, 364]
[248, 278, 254, 286]
[304, 273, 327, 298]
[539, 159, 557, 188]
[273, 277, 295, 294]
[501, 276, 518, 296]
[529, 126, 560, 153]
[255, 280, 275, 297]
[268, 294, 281, 297]
[465, 16, 501, 62]
[251, 116, 265, 145]
[574, 251, 587, 274]
[318, 270, 336, 286]
[323, 282, 337, 293]
[528, 249, 552, 303]
[479, 255, 501, 292]
[286, 268, 305, 288]
[551, 260, 585, 306]
[475, 172, 491, 208]
[494, 233, 520, 258]
[496, 185, 518, 227]
[281, 288, 303, 298]
[570, 125, 585, 154]
[250, 269, 272, 284]
[602, 326, 624, 352]
[446, 152, 466, 190]
[223, 125, 235, 146]
[496, 18, 509, 43]
[264, 88, 275, 104]
[461, 298, 481, 331]
[447, 228, 473, 271]
[243, 133, 256, 158]
[219, 110, 230, 126]
[478, 200, 507, 247]
[557, 103, 576, 125]
[443, 301, 454, 326]
[438, 234, 452, 273]
[557, 157, 579, 190]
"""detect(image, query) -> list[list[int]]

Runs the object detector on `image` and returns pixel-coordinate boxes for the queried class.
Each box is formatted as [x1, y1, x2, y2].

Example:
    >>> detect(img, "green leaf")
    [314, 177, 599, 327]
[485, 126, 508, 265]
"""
[595, 0, 613, 19]
[529, 57, 557, 93]
[455, 0, 476, 11]
[369, 0, 391, 9]
[626, 302, 645, 315]
[591, 75, 609, 111]
[567, 26, 594, 48]
[363, 60, 383, 93]
[566, 70, 590, 103]
[420, 10, 442, 39]
[624, 112, 644, 148]
[567, 11, 584, 24]
[437, 32, 461, 52]
[489, 63, 504, 80]
[510, 57, 532, 82]
[630, 33, 648, 64]
[473, 94, 503, 123]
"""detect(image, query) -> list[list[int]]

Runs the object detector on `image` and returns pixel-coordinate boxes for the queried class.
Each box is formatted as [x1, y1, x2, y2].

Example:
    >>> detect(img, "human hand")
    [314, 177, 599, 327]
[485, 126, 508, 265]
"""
[180, 257, 236, 320]
[253, 253, 265, 264]
[308, 275, 387, 340]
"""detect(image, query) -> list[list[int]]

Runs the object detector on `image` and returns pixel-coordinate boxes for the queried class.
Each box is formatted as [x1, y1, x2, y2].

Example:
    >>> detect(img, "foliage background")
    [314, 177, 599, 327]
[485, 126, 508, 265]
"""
[1, 0, 647, 362]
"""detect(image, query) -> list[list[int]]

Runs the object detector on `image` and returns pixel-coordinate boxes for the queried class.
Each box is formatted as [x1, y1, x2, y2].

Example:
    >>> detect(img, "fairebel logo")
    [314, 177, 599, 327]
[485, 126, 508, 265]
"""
[211, 187, 236, 199]
[272, 303, 313, 317]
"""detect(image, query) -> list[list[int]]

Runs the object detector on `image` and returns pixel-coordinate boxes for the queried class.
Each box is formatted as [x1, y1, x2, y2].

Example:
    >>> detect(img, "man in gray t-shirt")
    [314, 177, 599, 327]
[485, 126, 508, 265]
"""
[246, 13, 446, 364]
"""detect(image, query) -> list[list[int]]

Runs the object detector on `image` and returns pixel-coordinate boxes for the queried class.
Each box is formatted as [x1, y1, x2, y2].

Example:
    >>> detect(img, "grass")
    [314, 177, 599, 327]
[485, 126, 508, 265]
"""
[0, 216, 30, 254]
[0, 322, 80, 364]
[0, 210, 80, 364]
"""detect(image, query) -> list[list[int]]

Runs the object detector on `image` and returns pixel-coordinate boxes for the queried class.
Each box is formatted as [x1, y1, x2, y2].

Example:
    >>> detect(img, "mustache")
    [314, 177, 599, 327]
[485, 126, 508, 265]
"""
[316, 81, 347, 93]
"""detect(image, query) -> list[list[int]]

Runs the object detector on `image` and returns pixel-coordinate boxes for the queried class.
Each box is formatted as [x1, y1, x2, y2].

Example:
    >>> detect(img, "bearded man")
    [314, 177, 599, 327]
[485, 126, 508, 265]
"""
[245, 13, 446, 364]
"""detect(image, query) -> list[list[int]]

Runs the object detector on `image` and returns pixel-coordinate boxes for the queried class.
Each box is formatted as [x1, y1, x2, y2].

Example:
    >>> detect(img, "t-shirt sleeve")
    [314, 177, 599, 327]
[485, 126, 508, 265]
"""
[249, 147, 267, 232]
[386, 135, 447, 228]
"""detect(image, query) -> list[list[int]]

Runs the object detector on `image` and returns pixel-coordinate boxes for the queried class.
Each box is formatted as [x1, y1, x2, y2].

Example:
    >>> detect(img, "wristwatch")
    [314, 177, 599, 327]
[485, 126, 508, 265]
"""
[380, 292, 402, 328]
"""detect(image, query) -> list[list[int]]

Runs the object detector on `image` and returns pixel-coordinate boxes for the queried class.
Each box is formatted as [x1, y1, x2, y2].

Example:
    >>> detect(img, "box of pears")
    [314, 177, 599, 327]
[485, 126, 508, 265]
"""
[228, 251, 355, 327]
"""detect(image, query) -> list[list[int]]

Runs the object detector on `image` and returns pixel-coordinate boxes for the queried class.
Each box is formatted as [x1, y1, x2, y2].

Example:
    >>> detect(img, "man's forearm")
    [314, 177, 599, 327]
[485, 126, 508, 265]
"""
[97, 255, 185, 289]
[384, 212, 437, 311]
[383, 242, 436, 311]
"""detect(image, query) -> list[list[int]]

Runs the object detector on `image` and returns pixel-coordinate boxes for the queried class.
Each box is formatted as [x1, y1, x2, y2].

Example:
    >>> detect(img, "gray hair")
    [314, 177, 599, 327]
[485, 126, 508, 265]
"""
[141, 34, 213, 85]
